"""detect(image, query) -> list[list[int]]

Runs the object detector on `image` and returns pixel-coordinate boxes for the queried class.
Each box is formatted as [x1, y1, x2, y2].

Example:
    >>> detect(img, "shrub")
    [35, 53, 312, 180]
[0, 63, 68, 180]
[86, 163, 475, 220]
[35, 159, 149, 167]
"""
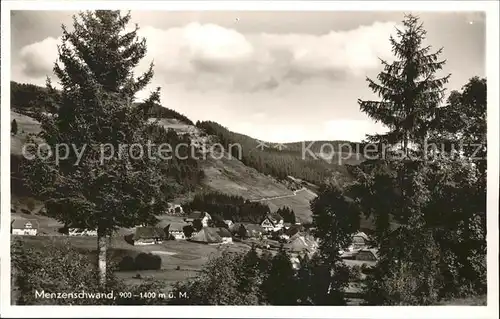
[118, 256, 136, 271]
[11, 238, 123, 305]
[134, 253, 162, 270]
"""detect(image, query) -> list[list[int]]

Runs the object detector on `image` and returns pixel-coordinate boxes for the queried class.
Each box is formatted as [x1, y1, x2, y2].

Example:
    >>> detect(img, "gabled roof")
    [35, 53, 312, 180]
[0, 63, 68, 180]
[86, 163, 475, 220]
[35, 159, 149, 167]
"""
[186, 211, 204, 219]
[261, 213, 283, 226]
[286, 235, 317, 253]
[353, 232, 369, 241]
[285, 225, 302, 237]
[11, 219, 39, 229]
[357, 248, 379, 260]
[244, 223, 265, 233]
[165, 222, 185, 232]
[133, 227, 165, 240]
[190, 227, 222, 243]
[216, 227, 232, 238]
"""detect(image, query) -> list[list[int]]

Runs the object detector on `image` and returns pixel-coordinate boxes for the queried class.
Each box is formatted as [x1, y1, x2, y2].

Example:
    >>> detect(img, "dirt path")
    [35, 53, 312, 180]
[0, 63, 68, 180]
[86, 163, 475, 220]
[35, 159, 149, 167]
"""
[249, 187, 317, 202]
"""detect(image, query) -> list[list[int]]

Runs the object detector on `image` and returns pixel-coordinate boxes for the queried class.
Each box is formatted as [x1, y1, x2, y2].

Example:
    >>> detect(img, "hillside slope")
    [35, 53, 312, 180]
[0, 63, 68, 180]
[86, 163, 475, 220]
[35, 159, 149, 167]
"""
[151, 118, 316, 222]
[11, 110, 315, 222]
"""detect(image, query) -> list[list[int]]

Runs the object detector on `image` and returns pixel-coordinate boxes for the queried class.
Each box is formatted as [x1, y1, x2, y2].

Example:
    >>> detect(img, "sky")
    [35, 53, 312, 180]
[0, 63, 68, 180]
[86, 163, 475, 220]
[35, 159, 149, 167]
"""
[10, 11, 485, 143]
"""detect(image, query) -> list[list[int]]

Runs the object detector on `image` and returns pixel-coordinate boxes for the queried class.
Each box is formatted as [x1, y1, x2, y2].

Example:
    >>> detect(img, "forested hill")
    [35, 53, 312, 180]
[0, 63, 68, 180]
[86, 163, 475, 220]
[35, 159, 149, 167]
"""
[11, 81, 193, 125]
[196, 121, 360, 186]
[11, 80, 359, 188]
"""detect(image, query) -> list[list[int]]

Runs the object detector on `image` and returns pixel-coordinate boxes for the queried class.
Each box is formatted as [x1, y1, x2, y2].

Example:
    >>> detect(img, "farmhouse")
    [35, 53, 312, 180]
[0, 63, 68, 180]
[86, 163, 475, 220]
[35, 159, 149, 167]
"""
[355, 248, 378, 262]
[11, 219, 38, 236]
[184, 211, 212, 227]
[216, 227, 233, 244]
[189, 227, 222, 244]
[285, 224, 302, 237]
[166, 223, 186, 240]
[287, 234, 318, 255]
[132, 226, 165, 245]
[351, 232, 370, 249]
[260, 213, 284, 232]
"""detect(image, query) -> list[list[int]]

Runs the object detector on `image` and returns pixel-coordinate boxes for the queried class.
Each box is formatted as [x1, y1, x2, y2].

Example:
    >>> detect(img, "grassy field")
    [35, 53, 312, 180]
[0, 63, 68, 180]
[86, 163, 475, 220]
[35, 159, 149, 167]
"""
[12, 223, 254, 291]
[10, 111, 42, 156]
[258, 189, 317, 223]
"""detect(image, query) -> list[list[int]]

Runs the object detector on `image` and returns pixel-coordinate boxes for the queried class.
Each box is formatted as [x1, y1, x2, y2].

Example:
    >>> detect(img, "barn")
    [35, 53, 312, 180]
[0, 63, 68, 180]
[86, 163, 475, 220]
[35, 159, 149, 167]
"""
[132, 226, 166, 245]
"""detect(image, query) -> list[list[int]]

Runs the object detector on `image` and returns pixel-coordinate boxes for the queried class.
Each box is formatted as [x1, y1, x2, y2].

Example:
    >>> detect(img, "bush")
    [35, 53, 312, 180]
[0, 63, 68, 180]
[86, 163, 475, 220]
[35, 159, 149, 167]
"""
[118, 256, 136, 271]
[117, 253, 162, 271]
[11, 238, 123, 305]
[134, 253, 162, 270]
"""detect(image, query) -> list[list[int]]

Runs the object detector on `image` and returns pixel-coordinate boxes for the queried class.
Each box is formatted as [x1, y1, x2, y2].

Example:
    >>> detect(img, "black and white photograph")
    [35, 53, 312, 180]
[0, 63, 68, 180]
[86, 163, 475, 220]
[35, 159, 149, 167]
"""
[1, 1, 498, 318]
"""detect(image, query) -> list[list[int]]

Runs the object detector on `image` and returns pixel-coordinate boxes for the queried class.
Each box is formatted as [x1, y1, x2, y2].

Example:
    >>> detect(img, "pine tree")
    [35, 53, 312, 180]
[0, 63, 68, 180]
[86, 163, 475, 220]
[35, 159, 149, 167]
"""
[358, 14, 450, 155]
[21, 10, 173, 287]
[261, 245, 298, 305]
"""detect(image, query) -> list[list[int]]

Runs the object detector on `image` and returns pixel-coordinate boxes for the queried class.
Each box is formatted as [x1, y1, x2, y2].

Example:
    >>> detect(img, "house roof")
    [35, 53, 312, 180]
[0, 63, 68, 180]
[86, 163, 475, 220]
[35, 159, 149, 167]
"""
[166, 222, 186, 232]
[286, 235, 317, 253]
[133, 227, 165, 240]
[11, 219, 39, 229]
[244, 223, 265, 233]
[186, 211, 204, 219]
[262, 213, 283, 225]
[190, 227, 222, 243]
[216, 227, 232, 238]
[285, 225, 302, 237]
[353, 232, 369, 241]
[358, 248, 379, 260]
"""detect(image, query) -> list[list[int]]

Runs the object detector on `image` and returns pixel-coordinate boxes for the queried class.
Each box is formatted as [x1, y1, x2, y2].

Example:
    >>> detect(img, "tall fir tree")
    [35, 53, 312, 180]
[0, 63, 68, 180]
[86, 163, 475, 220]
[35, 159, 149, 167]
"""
[358, 14, 450, 155]
[261, 245, 298, 305]
[22, 10, 173, 286]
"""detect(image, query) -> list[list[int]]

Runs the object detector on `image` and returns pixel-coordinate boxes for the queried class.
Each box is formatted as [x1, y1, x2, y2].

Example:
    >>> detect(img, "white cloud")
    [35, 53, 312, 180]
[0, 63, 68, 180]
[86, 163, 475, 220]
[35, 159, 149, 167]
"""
[18, 21, 399, 92]
[19, 36, 60, 78]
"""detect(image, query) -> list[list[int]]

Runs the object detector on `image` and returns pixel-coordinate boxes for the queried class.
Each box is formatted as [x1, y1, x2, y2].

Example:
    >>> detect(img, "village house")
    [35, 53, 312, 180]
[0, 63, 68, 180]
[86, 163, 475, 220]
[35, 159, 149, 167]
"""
[216, 227, 233, 244]
[260, 213, 284, 233]
[351, 232, 370, 249]
[355, 248, 378, 262]
[131, 226, 165, 245]
[343, 248, 379, 268]
[184, 211, 212, 227]
[11, 219, 38, 236]
[165, 223, 186, 240]
[189, 227, 222, 245]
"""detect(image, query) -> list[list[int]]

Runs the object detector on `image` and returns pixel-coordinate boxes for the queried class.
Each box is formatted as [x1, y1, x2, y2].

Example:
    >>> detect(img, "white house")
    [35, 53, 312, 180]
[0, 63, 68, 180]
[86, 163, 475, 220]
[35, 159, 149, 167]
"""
[132, 227, 165, 245]
[184, 211, 212, 227]
[167, 223, 186, 240]
[11, 219, 38, 236]
[260, 213, 284, 233]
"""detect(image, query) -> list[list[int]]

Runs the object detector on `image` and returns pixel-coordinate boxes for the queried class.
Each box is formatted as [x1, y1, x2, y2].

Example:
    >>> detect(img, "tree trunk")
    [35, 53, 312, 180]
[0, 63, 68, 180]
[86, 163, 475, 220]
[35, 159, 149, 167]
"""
[403, 133, 409, 158]
[97, 231, 107, 287]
